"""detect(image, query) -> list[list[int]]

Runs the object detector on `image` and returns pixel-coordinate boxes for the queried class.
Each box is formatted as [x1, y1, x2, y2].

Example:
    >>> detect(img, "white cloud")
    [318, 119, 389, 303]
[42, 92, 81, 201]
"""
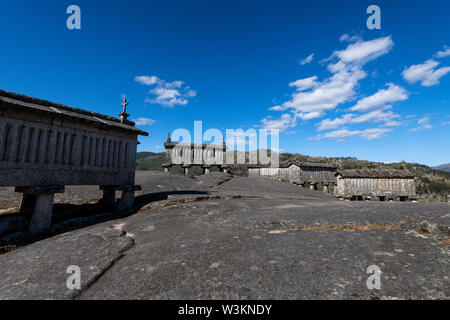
[273, 67, 367, 115]
[135, 75, 196, 107]
[265, 36, 394, 119]
[410, 116, 432, 131]
[135, 75, 159, 86]
[418, 116, 429, 125]
[288, 76, 319, 91]
[155, 145, 162, 150]
[296, 111, 325, 120]
[321, 129, 360, 140]
[317, 110, 400, 131]
[384, 120, 402, 127]
[317, 113, 354, 131]
[299, 53, 314, 65]
[260, 113, 297, 132]
[339, 34, 362, 43]
[134, 117, 156, 126]
[359, 128, 392, 140]
[259, 36, 397, 140]
[402, 59, 450, 87]
[350, 83, 408, 112]
[330, 36, 394, 66]
[315, 127, 392, 141]
[435, 46, 450, 58]
[441, 121, 450, 126]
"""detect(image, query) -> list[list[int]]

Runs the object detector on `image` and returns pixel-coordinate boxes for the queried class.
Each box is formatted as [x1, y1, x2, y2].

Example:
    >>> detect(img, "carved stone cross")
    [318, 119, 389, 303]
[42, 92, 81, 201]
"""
[121, 99, 129, 113]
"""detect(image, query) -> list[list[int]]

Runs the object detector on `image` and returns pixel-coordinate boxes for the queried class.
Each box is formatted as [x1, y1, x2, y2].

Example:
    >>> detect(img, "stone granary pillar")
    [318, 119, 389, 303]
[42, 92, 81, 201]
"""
[183, 165, 191, 175]
[309, 183, 317, 191]
[203, 166, 210, 175]
[117, 185, 142, 211]
[16, 185, 65, 235]
[221, 166, 229, 174]
[323, 184, 329, 193]
[99, 185, 118, 207]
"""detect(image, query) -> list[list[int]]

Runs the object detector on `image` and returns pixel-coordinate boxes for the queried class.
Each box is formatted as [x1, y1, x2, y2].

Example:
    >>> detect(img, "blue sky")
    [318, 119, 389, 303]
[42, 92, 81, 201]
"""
[1, 0, 449, 166]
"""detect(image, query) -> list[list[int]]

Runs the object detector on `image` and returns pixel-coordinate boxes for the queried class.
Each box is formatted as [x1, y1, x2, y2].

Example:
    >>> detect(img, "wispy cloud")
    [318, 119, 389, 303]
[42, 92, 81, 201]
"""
[313, 127, 392, 141]
[350, 83, 408, 112]
[286, 76, 319, 92]
[135, 75, 197, 107]
[402, 59, 450, 87]
[133, 117, 156, 126]
[435, 46, 450, 58]
[317, 110, 400, 131]
[299, 53, 314, 65]
[410, 116, 432, 131]
[259, 36, 396, 138]
[328, 36, 394, 67]
[339, 34, 362, 43]
[260, 113, 296, 132]
[135, 75, 159, 86]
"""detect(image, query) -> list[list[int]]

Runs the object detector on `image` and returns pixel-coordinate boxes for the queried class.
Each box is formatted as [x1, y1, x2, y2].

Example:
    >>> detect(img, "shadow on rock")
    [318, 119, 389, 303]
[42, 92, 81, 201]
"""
[0, 189, 210, 254]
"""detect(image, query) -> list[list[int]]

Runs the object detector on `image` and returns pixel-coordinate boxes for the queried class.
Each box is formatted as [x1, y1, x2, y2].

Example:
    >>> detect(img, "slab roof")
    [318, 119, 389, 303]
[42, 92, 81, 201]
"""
[248, 160, 337, 169]
[335, 169, 415, 179]
[0, 89, 148, 136]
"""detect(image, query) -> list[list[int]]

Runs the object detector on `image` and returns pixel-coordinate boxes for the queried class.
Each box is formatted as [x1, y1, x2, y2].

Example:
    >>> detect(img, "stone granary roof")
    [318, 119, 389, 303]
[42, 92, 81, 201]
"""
[248, 160, 337, 169]
[335, 169, 415, 179]
[281, 160, 337, 169]
[0, 89, 148, 136]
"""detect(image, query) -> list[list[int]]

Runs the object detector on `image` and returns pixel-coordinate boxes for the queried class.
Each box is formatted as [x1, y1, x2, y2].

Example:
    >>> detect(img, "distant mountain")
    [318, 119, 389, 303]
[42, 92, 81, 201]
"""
[434, 163, 450, 172]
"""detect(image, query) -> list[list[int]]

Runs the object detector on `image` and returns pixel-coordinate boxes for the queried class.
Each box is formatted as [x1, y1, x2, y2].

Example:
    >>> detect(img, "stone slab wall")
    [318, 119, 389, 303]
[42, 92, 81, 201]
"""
[165, 142, 226, 166]
[0, 111, 137, 187]
[248, 166, 336, 184]
[334, 177, 416, 199]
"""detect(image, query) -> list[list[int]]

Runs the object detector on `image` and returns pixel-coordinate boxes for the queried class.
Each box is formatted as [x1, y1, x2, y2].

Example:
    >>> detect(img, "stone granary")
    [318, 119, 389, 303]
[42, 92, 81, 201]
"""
[248, 161, 337, 192]
[162, 134, 228, 175]
[334, 169, 416, 201]
[0, 90, 148, 235]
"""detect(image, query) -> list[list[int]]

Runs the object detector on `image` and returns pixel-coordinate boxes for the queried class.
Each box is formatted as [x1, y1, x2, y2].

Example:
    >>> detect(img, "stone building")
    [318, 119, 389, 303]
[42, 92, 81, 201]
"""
[162, 134, 228, 175]
[248, 161, 337, 192]
[334, 169, 416, 201]
[0, 90, 148, 234]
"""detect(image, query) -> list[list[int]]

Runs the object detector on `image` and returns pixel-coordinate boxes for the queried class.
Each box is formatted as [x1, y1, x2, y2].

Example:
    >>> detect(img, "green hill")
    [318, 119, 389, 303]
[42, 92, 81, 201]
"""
[434, 163, 450, 173]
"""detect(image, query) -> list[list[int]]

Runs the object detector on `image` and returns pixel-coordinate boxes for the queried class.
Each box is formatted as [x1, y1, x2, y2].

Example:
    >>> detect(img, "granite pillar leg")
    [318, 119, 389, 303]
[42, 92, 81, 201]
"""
[99, 186, 117, 207]
[118, 191, 135, 211]
[29, 194, 54, 235]
[19, 194, 38, 217]
[323, 185, 329, 193]
[117, 185, 142, 211]
[15, 185, 64, 236]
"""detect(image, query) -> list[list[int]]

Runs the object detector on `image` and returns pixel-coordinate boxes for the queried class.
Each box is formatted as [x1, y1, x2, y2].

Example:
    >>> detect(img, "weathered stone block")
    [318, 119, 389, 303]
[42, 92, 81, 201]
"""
[28, 194, 55, 235]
